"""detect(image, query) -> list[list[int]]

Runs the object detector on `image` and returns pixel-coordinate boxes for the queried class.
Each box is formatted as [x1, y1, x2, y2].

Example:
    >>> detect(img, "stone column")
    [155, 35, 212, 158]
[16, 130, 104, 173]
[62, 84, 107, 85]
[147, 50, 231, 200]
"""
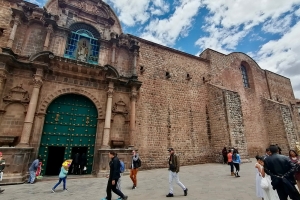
[7, 15, 21, 48]
[43, 24, 53, 51]
[102, 81, 114, 148]
[129, 86, 137, 147]
[111, 42, 116, 66]
[132, 50, 138, 77]
[18, 69, 43, 147]
[0, 63, 8, 108]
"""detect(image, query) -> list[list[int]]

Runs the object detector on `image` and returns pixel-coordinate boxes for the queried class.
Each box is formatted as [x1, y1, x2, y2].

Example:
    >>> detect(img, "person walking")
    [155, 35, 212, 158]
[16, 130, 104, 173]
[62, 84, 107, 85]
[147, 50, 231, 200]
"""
[28, 156, 41, 184]
[264, 145, 300, 199]
[222, 147, 228, 164]
[0, 152, 5, 194]
[51, 161, 70, 193]
[258, 156, 279, 200]
[102, 154, 124, 200]
[130, 150, 140, 189]
[80, 153, 87, 175]
[288, 150, 300, 191]
[166, 148, 188, 197]
[232, 149, 241, 177]
[255, 156, 264, 199]
[227, 149, 234, 176]
[103, 151, 128, 200]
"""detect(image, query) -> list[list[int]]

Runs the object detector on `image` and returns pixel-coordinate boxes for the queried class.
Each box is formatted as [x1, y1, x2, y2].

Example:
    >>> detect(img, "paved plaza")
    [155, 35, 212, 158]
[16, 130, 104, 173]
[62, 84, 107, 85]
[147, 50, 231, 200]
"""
[1, 159, 260, 200]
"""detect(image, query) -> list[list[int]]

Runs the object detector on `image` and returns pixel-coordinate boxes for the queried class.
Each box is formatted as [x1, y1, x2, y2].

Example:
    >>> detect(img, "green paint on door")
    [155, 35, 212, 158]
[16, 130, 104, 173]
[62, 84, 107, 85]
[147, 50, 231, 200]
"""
[38, 94, 98, 175]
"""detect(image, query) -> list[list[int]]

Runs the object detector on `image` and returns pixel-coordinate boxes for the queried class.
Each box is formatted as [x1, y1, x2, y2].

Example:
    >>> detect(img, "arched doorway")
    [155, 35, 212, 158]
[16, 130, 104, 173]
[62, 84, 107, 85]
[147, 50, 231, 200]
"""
[38, 94, 98, 175]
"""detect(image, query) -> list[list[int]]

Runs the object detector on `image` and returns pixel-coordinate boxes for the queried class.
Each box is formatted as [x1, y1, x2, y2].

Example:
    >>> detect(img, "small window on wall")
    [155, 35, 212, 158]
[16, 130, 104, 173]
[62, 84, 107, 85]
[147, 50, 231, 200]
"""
[241, 65, 250, 88]
[64, 23, 100, 65]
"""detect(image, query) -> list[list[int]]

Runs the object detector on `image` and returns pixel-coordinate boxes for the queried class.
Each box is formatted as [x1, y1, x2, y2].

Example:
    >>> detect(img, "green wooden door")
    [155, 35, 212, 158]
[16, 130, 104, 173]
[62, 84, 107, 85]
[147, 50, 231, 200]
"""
[38, 94, 98, 175]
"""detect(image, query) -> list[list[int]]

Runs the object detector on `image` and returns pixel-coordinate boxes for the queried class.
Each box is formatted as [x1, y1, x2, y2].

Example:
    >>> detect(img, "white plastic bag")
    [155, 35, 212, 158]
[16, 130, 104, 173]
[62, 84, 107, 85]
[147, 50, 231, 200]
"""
[261, 176, 269, 190]
[0, 172, 3, 181]
[83, 166, 87, 171]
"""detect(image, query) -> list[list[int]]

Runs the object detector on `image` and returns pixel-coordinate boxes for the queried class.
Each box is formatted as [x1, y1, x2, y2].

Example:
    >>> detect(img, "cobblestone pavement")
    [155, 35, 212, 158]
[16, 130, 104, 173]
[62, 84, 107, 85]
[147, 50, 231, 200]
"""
[1, 159, 261, 200]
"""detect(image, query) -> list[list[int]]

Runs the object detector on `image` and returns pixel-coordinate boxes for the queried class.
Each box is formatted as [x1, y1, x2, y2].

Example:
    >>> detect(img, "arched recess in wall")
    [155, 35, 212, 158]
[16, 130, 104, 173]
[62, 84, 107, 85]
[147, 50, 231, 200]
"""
[240, 61, 254, 90]
[110, 100, 129, 147]
[0, 103, 26, 145]
[21, 22, 47, 56]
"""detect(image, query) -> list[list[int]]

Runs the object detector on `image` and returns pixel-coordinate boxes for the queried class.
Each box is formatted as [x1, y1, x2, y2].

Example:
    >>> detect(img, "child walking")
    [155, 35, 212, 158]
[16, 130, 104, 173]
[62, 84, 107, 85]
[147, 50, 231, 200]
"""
[51, 160, 71, 193]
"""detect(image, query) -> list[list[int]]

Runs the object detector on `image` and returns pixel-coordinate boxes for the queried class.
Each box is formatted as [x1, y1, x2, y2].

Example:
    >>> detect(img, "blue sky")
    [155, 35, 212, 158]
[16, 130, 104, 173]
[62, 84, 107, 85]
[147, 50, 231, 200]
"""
[28, 0, 300, 98]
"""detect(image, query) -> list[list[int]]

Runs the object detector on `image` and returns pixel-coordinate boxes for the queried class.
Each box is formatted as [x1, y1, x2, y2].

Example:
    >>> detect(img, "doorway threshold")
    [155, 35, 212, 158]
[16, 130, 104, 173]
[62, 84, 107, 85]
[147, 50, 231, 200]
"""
[37, 175, 95, 182]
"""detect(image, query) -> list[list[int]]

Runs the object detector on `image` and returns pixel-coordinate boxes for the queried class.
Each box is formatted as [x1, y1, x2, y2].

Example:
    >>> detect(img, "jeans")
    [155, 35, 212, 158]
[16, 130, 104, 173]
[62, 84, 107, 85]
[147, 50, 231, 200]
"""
[130, 168, 138, 186]
[106, 178, 125, 200]
[169, 171, 186, 194]
[228, 162, 234, 172]
[28, 170, 36, 183]
[53, 177, 67, 190]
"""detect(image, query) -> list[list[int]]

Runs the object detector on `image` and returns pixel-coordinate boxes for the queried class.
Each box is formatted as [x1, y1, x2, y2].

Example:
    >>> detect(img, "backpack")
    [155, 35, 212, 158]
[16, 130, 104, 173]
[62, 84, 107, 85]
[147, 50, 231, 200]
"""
[136, 158, 142, 168]
[120, 161, 125, 173]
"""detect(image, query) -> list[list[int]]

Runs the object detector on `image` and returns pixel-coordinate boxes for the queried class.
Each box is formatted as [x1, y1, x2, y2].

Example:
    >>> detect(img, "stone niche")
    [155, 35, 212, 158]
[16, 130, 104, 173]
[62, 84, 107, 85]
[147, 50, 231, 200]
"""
[0, 147, 33, 185]
[97, 149, 132, 177]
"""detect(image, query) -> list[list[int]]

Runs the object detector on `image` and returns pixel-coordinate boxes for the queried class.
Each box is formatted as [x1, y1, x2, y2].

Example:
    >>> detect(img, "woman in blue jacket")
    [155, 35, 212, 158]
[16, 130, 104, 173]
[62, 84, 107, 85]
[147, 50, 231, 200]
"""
[232, 149, 241, 177]
[51, 165, 68, 192]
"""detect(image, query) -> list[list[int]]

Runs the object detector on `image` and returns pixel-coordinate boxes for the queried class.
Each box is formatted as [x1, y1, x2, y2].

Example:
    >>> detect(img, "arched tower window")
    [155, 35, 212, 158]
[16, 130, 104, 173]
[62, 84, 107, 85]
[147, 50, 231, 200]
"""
[241, 65, 249, 88]
[64, 23, 100, 64]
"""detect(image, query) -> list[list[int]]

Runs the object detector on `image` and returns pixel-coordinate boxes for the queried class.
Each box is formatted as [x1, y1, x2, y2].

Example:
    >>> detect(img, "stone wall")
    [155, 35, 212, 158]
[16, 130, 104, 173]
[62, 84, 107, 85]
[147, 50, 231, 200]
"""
[266, 70, 295, 104]
[262, 99, 289, 154]
[224, 90, 248, 158]
[0, 0, 13, 51]
[280, 105, 298, 150]
[207, 84, 230, 162]
[135, 40, 211, 169]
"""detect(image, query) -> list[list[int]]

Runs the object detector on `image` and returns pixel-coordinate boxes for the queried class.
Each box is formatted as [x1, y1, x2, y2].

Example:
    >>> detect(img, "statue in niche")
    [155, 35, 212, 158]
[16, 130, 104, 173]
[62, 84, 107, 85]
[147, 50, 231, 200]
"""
[77, 40, 89, 62]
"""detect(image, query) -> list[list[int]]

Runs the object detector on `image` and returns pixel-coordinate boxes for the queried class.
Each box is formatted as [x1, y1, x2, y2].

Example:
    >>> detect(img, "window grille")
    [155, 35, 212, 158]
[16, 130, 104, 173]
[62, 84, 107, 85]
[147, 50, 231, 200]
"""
[241, 65, 249, 88]
[64, 23, 100, 64]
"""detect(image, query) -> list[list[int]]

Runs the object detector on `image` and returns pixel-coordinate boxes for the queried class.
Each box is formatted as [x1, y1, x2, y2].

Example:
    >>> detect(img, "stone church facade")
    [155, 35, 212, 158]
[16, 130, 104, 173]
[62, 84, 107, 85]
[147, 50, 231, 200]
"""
[0, 0, 299, 183]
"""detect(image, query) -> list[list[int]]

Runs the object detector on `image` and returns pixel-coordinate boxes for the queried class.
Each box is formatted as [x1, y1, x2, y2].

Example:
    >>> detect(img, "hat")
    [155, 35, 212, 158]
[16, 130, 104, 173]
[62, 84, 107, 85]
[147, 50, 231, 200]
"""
[168, 148, 174, 152]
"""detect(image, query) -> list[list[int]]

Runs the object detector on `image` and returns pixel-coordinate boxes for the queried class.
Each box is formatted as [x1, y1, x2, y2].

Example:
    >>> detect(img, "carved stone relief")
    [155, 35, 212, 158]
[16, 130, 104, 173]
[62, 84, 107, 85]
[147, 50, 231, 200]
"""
[3, 84, 30, 104]
[112, 100, 129, 120]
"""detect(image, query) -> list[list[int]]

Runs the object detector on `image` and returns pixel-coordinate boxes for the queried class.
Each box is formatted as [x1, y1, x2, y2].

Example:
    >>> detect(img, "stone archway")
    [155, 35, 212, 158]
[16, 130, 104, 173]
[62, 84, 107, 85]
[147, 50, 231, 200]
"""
[38, 94, 99, 175]
[38, 87, 103, 117]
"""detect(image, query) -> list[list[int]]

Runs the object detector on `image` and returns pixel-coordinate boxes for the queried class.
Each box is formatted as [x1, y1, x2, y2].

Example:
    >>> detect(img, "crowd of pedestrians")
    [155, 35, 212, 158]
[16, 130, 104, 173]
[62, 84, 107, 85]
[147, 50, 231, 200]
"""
[254, 145, 300, 200]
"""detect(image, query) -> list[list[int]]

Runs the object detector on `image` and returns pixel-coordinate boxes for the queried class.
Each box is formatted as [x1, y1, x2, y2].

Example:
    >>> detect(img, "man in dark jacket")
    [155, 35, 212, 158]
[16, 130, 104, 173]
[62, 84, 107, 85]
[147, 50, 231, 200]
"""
[264, 145, 300, 199]
[0, 152, 5, 193]
[166, 148, 188, 197]
[104, 151, 128, 200]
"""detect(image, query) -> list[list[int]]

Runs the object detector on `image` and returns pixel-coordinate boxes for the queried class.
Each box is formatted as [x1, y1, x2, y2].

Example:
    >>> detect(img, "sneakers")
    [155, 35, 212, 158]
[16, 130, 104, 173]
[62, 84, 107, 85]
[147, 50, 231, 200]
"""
[116, 197, 122, 200]
[166, 193, 174, 197]
[0, 189, 4, 194]
[132, 185, 136, 189]
[184, 188, 188, 196]
[64, 188, 68, 191]
[122, 195, 128, 200]
[51, 189, 55, 193]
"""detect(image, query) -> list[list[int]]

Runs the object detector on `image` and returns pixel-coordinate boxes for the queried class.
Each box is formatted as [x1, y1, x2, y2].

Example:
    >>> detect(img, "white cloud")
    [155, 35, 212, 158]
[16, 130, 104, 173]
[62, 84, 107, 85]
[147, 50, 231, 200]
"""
[195, 0, 300, 53]
[141, 0, 202, 46]
[256, 21, 300, 97]
[105, 0, 151, 26]
[296, 8, 300, 16]
[262, 14, 293, 34]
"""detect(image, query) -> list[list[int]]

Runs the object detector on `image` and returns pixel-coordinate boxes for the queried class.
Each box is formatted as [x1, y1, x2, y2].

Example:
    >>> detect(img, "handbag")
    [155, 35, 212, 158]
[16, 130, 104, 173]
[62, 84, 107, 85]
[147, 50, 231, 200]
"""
[260, 176, 269, 190]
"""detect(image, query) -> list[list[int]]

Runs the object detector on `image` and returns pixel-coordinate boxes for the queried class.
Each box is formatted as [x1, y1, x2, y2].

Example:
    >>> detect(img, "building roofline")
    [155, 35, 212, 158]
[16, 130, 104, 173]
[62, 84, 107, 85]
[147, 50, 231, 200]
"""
[264, 69, 291, 81]
[128, 34, 210, 63]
